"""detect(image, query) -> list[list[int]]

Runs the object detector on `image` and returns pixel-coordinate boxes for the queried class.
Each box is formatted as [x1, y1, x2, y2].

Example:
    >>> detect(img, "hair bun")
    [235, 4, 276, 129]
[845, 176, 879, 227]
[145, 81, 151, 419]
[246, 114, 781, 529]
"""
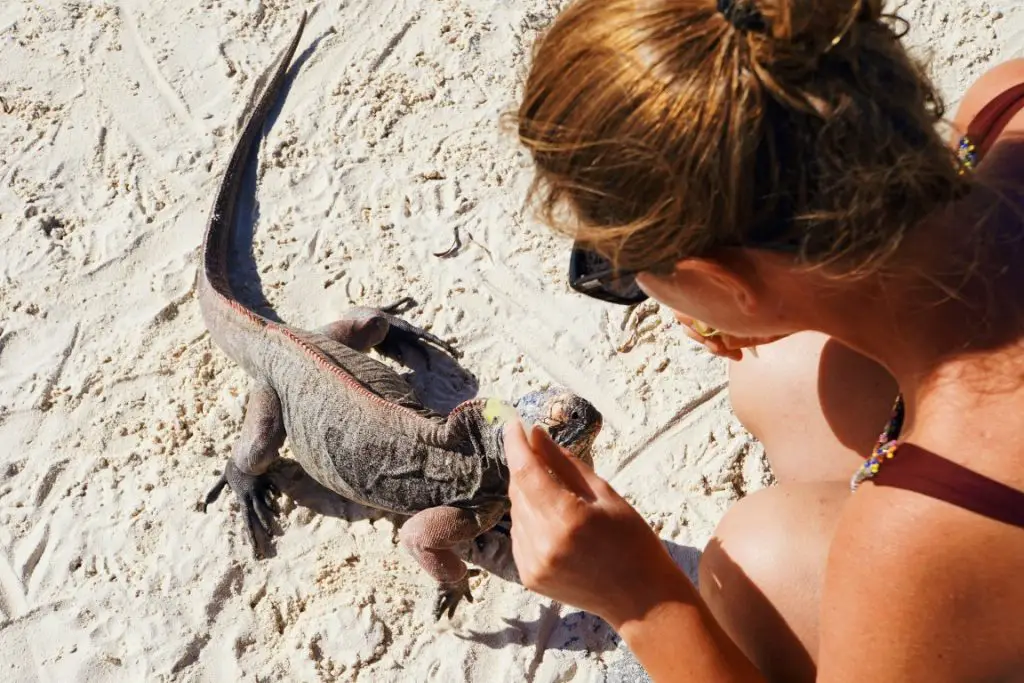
[717, 0, 767, 32]
[759, 0, 875, 59]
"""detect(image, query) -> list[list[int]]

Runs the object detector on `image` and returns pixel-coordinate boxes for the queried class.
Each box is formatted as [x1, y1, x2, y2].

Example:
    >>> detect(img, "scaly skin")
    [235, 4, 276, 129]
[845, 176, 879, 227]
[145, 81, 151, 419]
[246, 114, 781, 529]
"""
[197, 12, 603, 620]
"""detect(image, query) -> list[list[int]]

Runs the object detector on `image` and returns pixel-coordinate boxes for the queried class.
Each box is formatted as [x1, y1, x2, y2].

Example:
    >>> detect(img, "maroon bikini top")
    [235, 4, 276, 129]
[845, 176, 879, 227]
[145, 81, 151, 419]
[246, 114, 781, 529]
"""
[873, 444, 1024, 529]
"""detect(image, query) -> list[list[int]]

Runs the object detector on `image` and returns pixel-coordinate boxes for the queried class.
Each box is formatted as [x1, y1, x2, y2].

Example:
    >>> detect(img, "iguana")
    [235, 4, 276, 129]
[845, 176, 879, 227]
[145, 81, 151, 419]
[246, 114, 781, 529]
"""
[198, 11, 603, 619]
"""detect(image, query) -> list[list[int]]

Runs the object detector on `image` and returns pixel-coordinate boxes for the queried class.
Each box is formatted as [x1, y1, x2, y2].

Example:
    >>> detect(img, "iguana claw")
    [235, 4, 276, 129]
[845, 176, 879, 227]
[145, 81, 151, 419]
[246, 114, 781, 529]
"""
[202, 461, 280, 560]
[434, 569, 481, 621]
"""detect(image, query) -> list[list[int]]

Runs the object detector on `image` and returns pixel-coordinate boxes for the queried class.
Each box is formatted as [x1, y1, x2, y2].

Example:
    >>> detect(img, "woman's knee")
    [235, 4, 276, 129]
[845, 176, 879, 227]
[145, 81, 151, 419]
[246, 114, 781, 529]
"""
[726, 332, 897, 483]
[699, 483, 847, 682]
[726, 332, 831, 445]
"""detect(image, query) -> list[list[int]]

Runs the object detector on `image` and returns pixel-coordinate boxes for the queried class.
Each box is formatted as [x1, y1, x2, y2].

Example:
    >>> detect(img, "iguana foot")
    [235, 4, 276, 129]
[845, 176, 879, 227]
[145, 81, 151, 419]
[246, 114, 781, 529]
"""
[202, 460, 280, 560]
[379, 297, 417, 315]
[375, 314, 461, 367]
[434, 568, 481, 620]
[318, 306, 461, 366]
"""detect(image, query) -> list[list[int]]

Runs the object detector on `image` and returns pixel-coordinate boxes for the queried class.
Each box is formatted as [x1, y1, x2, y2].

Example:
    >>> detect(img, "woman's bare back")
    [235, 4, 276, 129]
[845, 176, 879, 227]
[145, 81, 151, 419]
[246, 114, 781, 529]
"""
[705, 59, 1024, 682]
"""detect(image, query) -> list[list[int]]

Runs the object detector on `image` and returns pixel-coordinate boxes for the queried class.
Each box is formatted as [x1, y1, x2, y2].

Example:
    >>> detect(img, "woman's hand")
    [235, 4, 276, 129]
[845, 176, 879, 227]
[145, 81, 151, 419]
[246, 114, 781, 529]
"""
[503, 420, 691, 629]
[673, 312, 789, 361]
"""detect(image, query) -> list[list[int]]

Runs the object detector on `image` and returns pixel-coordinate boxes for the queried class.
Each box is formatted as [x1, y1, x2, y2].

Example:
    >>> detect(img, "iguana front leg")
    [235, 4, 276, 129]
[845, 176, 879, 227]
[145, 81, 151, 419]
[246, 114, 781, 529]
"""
[316, 301, 460, 365]
[201, 381, 285, 559]
[400, 503, 504, 620]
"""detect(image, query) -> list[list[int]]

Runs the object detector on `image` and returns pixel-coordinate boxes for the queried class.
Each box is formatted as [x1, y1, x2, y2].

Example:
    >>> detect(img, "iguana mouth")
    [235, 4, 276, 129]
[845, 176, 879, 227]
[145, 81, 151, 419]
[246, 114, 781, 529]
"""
[546, 400, 602, 457]
[551, 425, 594, 456]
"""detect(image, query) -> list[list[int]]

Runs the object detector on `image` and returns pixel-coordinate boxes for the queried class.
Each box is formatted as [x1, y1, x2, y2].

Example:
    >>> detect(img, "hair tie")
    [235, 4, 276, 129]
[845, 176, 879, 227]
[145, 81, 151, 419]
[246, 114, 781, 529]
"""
[716, 0, 767, 32]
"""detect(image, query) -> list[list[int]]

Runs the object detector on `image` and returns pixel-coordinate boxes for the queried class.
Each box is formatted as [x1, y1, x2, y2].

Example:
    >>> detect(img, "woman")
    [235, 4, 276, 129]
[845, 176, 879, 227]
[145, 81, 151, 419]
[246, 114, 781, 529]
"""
[502, 0, 1024, 680]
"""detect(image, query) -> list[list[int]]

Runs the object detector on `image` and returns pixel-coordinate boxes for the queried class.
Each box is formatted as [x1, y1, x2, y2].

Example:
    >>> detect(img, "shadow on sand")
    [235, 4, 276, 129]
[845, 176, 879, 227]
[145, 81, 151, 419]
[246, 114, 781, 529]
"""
[453, 532, 704, 657]
[262, 459, 706, 663]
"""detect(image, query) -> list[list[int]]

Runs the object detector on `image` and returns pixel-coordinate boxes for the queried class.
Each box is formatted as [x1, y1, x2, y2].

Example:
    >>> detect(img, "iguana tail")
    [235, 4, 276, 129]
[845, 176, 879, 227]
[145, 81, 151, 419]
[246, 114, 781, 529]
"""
[198, 12, 307, 350]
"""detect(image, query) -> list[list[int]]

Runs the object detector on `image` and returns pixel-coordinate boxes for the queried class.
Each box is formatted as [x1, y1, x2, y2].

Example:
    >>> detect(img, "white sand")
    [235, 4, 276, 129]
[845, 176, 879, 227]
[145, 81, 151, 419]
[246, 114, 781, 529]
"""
[1, 1, 1020, 681]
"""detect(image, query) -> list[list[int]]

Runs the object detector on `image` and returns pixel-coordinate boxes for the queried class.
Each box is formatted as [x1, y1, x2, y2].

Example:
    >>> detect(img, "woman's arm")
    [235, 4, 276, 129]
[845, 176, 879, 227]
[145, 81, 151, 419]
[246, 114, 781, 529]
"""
[616, 583, 765, 683]
[504, 422, 764, 682]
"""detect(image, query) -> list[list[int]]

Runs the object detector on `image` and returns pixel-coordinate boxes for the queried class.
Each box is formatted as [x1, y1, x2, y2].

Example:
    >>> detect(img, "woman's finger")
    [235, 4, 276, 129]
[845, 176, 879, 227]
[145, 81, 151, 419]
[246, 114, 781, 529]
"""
[673, 311, 694, 325]
[674, 315, 729, 349]
[504, 420, 582, 507]
[713, 343, 744, 360]
[673, 314, 706, 339]
[525, 427, 597, 502]
[679, 326, 742, 359]
[508, 501, 532, 550]
[678, 322, 724, 350]
[678, 323, 709, 345]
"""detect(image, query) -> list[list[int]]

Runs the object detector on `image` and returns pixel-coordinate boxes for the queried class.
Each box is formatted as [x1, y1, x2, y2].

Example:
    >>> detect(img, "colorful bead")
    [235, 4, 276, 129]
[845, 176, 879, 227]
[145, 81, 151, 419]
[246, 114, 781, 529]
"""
[850, 395, 904, 492]
[957, 135, 978, 175]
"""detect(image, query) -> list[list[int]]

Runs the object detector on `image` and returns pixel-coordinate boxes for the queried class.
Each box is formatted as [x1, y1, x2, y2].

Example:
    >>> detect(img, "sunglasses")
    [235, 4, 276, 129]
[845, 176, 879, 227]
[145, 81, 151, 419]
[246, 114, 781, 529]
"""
[567, 235, 803, 306]
[567, 246, 648, 305]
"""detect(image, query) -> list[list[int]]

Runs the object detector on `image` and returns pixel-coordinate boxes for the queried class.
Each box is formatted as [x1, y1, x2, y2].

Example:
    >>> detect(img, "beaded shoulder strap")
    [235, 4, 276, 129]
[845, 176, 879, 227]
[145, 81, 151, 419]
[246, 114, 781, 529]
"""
[957, 77, 1024, 173]
[851, 394, 1024, 531]
[850, 394, 904, 491]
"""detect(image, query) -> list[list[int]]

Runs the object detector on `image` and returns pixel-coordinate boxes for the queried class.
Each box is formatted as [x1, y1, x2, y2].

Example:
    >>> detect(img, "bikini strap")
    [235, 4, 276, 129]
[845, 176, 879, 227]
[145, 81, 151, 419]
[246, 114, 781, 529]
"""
[871, 443, 1024, 530]
[962, 77, 1024, 156]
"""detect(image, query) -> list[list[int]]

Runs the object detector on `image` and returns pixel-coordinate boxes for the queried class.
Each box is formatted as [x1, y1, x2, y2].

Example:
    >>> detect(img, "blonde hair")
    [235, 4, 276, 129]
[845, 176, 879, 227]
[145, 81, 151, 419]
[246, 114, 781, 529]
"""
[515, 0, 971, 277]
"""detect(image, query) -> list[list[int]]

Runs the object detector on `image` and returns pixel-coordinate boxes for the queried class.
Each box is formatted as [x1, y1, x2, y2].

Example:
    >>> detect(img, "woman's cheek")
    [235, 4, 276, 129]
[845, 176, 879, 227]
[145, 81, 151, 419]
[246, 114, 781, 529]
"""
[636, 273, 706, 320]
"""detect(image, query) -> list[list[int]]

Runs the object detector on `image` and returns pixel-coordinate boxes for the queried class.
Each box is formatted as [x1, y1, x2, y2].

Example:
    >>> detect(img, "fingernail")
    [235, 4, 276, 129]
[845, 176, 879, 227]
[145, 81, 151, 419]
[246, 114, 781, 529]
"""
[529, 423, 549, 437]
[503, 419, 527, 470]
[526, 423, 553, 448]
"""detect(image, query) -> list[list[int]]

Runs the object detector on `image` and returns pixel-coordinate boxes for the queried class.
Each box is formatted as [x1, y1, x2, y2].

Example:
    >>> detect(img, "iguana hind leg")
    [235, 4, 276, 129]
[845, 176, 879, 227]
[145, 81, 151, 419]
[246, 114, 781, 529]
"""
[316, 304, 460, 365]
[399, 504, 503, 620]
[201, 381, 285, 559]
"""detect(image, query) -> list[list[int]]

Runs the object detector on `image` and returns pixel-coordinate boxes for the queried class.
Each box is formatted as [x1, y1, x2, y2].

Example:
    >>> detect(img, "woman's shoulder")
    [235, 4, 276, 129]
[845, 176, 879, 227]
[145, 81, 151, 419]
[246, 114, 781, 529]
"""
[951, 58, 1024, 146]
[817, 478, 1024, 679]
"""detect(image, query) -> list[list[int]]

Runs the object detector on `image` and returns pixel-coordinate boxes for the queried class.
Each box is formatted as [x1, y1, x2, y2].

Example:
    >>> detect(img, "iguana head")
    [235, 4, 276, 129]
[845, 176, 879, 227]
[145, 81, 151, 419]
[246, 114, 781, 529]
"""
[512, 387, 603, 463]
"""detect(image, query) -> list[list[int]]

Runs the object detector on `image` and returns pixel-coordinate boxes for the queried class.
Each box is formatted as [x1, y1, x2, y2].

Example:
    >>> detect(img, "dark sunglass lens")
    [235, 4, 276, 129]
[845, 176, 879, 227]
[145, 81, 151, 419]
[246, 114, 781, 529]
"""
[572, 248, 613, 279]
[568, 245, 648, 304]
[603, 273, 645, 301]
